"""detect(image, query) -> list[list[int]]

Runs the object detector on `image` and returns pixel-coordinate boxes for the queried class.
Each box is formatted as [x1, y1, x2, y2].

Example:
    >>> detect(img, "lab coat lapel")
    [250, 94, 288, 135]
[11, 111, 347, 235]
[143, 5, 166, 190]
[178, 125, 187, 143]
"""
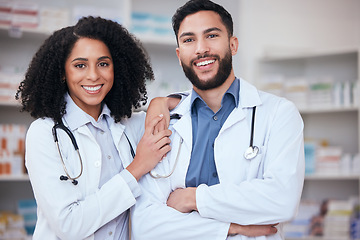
[108, 120, 132, 168]
[172, 94, 192, 150]
[170, 95, 193, 186]
[74, 125, 102, 193]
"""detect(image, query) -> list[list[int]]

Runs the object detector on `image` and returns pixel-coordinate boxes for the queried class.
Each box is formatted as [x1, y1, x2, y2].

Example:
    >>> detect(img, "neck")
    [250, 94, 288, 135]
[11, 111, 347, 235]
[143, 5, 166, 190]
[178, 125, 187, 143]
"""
[194, 71, 235, 113]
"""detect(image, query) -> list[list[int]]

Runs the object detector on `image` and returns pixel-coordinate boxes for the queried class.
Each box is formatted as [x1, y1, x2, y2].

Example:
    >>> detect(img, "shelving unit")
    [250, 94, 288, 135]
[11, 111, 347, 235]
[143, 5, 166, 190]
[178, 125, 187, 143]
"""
[257, 47, 360, 240]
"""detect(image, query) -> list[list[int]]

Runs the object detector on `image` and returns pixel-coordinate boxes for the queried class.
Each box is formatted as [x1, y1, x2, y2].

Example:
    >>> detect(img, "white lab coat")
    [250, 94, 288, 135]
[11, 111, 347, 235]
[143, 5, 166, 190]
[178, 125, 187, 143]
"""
[131, 79, 305, 240]
[26, 110, 145, 240]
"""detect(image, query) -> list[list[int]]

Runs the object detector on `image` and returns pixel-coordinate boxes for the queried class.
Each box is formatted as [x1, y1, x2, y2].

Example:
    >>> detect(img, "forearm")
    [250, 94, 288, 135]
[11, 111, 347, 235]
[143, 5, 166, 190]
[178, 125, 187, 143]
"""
[228, 223, 278, 237]
[166, 188, 278, 238]
[132, 195, 229, 240]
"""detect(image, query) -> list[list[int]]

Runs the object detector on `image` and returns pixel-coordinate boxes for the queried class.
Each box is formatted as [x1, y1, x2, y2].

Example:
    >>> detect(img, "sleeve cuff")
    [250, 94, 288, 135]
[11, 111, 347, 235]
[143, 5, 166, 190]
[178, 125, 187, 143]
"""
[195, 184, 210, 218]
[120, 169, 142, 198]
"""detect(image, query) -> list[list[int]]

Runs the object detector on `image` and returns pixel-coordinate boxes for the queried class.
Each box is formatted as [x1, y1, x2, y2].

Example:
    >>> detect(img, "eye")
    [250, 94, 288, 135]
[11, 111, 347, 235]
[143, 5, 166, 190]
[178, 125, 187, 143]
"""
[183, 38, 194, 43]
[75, 63, 86, 69]
[98, 62, 110, 67]
[207, 34, 218, 39]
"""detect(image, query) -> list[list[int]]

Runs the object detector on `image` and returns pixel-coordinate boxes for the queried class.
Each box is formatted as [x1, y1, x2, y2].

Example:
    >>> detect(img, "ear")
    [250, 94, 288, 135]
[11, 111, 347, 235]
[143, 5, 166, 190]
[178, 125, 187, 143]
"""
[229, 36, 239, 56]
[176, 48, 182, 66]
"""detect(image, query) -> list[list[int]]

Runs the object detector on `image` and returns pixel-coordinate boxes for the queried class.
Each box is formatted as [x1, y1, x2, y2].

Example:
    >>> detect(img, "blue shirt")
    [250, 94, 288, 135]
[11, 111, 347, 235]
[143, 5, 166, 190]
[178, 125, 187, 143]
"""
[65, 94, 140, 240]
[185, 78, 239, 187]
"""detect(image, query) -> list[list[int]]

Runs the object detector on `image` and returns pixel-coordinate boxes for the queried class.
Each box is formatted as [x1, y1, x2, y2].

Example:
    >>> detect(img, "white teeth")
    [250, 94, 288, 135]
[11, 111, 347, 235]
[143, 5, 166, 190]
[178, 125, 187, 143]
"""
[83, 85, 102, 91]
[196, 59, 215, 67]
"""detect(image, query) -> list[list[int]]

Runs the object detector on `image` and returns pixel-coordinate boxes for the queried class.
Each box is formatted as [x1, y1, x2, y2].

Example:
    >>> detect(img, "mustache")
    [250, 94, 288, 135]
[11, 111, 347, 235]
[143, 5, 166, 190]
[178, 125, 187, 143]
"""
[191, 54, 220, 65]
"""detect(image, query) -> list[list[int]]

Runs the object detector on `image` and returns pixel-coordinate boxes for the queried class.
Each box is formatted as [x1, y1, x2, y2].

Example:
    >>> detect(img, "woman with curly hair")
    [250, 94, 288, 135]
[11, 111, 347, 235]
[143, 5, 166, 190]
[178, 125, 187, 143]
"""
[16, 16, 177, 240]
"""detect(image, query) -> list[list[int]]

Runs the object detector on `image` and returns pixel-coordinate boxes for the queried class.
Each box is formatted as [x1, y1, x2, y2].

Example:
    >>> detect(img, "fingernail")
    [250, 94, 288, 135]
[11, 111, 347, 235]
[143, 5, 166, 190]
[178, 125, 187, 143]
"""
[159, 114, 163, 117]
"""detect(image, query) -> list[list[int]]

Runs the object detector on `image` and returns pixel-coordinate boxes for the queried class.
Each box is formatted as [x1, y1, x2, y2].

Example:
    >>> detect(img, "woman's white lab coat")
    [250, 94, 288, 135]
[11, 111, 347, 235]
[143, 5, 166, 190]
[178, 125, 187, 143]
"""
[131, 78, 305, 240]
[26, 109, 145, 240]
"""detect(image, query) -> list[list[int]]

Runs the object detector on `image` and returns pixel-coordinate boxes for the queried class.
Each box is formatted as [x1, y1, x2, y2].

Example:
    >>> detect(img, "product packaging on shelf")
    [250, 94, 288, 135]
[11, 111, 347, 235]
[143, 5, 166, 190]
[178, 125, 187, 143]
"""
[0, 124, 26, 176]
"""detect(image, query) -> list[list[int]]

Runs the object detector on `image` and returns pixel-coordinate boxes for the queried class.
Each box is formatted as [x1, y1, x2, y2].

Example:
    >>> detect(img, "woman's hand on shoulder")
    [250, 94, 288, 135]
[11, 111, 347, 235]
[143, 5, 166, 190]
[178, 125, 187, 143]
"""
[126, 114, 172, 181]
[145, 97, 180, 134]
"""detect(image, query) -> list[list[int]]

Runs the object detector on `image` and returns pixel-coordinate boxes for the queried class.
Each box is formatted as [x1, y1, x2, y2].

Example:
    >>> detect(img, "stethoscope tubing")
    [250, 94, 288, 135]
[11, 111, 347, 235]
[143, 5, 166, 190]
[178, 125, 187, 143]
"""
[52, 122, 83, 185]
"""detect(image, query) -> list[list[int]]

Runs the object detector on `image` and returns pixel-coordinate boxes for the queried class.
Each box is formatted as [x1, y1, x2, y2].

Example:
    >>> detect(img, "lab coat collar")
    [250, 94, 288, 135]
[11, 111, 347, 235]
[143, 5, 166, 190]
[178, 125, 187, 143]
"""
[172, 78, 262, 115]
[171, 78, 262, 141]
[238, 78, 262, 108]
[63, 93, 90, 131]
[62, 92, 126, 147]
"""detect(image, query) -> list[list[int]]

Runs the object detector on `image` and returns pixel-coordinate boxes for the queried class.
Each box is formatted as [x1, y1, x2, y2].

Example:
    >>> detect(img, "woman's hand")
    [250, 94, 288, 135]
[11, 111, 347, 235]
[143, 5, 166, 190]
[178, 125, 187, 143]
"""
[145, 97, 181, 134]
[126, 114, 172, 181]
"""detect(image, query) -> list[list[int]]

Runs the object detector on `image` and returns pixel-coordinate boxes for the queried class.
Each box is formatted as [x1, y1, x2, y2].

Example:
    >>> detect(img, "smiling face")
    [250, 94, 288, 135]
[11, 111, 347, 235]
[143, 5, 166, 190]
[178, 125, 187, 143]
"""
[64, 38, 114, 120]
[176, 10, 238, 91]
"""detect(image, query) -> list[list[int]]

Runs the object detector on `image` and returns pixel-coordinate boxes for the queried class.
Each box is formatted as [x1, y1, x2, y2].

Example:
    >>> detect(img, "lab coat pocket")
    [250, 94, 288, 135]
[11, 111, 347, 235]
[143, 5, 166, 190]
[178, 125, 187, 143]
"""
[246, 145, 267, 180]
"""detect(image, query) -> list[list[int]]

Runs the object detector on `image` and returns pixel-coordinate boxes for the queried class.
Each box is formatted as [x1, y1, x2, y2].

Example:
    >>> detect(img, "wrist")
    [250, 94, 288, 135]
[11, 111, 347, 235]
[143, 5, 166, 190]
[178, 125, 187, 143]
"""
[189, 187, 198, 211]
[126, 157, 144, 181]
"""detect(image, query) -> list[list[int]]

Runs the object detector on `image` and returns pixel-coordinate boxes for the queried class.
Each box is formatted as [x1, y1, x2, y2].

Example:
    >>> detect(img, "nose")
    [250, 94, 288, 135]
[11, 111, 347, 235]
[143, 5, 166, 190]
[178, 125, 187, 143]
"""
[87, 65, 100, 81]
[195, 38, 209, 55]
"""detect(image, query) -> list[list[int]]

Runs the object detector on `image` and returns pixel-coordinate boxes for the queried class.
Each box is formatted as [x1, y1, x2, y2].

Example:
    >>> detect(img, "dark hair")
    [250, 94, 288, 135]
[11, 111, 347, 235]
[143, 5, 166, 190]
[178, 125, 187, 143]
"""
[16, 16, 154, 123]
[172, 0, 233, 42]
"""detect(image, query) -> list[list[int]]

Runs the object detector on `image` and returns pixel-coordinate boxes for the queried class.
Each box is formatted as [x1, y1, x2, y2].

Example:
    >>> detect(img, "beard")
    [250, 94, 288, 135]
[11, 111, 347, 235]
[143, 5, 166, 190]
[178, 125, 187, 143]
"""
[180, 49, 232, 91]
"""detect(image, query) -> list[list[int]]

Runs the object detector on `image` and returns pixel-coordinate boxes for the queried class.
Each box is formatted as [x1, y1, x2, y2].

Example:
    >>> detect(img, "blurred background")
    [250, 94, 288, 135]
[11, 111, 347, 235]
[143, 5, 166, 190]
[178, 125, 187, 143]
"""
[0, 0, 359, 239]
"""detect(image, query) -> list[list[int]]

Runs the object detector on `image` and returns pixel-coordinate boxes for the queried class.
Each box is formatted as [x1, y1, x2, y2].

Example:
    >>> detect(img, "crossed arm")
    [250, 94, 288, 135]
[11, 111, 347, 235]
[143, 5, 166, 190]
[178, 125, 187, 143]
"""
[167, 187, 278, 237]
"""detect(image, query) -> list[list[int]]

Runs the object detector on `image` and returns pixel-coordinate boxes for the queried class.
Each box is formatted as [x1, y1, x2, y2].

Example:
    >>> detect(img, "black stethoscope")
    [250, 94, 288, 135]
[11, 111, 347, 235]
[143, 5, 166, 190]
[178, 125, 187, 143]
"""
[52, 120, 135, 185]
[52, 121, 83, 185]
[52, 106, 258, 184]
[243, 106, 259, 160]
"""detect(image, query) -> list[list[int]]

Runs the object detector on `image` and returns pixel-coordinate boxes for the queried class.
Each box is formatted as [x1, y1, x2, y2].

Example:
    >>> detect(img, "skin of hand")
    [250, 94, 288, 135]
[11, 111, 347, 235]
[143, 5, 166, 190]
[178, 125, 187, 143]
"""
[166, 187, 197, 213]
[146, 97, 181, 134]
[126, 114, 172, 181]
[167, 188, 278, 237]
[228, 223, 278, 237]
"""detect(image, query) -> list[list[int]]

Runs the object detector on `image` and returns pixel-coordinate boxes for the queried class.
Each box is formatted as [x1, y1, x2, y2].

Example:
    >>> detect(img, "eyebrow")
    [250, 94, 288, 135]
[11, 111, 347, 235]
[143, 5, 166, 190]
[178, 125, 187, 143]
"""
[71, 56, 112, 63]
[179, 27, 222, 39]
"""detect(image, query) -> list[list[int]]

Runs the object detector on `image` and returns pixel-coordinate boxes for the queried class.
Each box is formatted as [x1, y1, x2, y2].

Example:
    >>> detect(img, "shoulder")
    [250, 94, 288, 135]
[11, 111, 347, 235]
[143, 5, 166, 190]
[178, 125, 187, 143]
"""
[120, 111, 146, 142]
[26, 118, 56, 150]
[120, 111, 146, 129]
[27, 118, 54, 136]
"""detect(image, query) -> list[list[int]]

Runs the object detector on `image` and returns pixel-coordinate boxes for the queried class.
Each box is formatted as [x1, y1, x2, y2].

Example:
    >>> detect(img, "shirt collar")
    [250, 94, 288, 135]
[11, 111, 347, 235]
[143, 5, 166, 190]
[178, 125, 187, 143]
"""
[190, 77, 240, 109]
[64, 93, 111, 131]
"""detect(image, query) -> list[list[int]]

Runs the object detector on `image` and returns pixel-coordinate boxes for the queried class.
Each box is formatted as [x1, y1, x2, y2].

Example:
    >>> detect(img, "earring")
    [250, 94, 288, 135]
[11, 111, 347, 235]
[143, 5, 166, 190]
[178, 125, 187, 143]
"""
[61, 77, 66, 83]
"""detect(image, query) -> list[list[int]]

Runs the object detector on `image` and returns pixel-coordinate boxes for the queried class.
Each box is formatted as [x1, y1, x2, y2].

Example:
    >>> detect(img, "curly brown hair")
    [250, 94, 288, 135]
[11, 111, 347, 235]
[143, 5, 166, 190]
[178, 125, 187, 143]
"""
[16, 16, 154, 123]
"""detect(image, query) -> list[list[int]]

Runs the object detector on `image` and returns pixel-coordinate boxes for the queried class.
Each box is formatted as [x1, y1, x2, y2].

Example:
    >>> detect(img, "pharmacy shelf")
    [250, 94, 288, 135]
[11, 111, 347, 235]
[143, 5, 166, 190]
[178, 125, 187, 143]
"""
[257, 47, 359, 240]
[0, 25, 50, 41]
[0, 25, 176, 47]
[0, 100, 20, 107]
[261, 46, 359, 61]
[305, 173, 360, 180]
[0, 174, 29, 181]
[299, 106, 358, 114]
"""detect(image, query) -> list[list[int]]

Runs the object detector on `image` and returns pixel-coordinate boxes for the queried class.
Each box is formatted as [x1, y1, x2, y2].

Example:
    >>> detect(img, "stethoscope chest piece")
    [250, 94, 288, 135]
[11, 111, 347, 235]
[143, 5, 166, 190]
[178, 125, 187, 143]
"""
[244, 146, 259, 160]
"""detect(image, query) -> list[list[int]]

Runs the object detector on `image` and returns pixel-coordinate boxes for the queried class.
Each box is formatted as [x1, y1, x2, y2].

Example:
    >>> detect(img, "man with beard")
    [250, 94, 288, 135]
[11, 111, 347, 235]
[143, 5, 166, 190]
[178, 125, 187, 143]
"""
[131, 0, 305, 239]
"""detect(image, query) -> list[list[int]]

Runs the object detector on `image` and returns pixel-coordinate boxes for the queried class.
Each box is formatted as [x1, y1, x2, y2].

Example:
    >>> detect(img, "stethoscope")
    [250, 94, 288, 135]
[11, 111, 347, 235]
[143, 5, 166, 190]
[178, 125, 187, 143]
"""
[243, 106, 259, 160]
[52, 106, 258, 183]
[52, 121, 138, 185]
[52, 121, 83, 185]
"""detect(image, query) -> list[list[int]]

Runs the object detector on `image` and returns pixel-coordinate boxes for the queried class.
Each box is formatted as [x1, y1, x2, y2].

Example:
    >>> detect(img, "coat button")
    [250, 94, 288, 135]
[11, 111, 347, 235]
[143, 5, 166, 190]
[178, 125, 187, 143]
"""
[94, 161, 101, 168]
